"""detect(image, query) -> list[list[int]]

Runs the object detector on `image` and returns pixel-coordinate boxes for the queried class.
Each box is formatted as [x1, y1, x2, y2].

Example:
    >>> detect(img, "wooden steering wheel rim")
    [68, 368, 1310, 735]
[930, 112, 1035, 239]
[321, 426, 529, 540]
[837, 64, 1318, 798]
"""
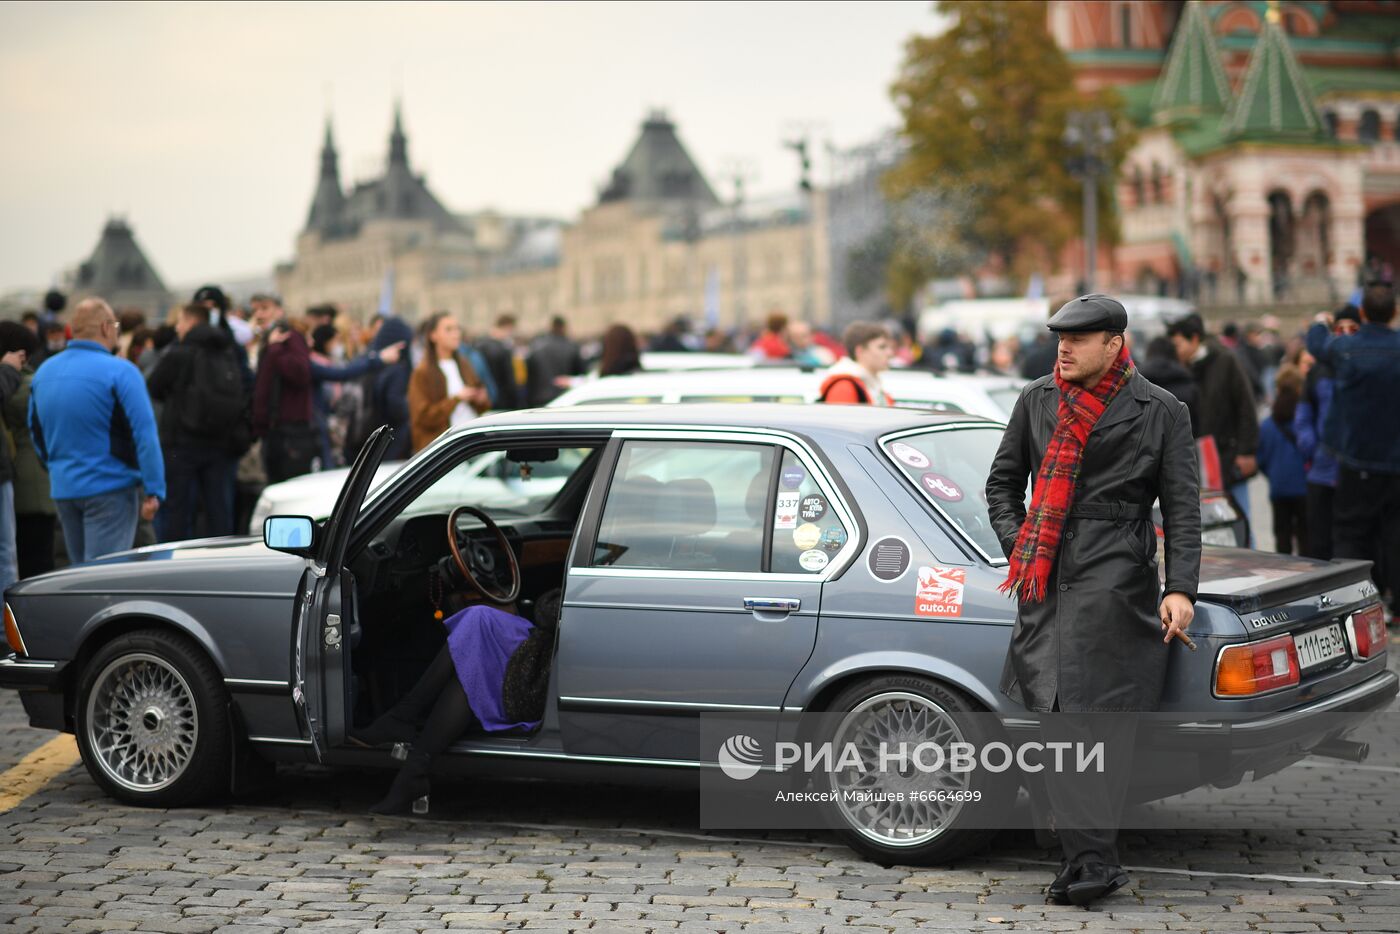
[446, 505, 521, 605]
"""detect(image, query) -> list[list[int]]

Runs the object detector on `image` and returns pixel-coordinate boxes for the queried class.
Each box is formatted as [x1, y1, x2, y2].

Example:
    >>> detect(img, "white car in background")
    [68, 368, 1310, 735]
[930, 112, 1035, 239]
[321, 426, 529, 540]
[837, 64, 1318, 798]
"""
[550, 366, 1025, 420]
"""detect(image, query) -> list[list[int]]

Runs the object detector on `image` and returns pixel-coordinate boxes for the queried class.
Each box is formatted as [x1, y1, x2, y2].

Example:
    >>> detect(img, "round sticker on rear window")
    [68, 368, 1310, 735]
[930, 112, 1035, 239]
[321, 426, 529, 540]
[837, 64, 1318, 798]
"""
[820, 527, 848, 553]
[793, 523, 822, 551]
[890, 442, 930, 469]
[800, 494, 827, 522]
[919, 472, 964, 502]
[781, 465, 806, 489]
[798, 549, 829, 572]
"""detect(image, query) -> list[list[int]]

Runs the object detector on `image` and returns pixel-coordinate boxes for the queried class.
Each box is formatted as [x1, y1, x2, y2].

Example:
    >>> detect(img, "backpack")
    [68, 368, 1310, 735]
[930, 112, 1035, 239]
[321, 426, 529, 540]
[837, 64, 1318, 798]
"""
[819, 374, 871, 403]
[179, 344, 246, 438]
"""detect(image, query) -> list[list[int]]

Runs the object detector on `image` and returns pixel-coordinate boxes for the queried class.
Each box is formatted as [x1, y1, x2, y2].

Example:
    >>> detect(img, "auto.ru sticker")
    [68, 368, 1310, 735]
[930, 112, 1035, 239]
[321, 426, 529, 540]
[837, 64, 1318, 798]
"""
[915, 565, 965, 618]
[798, 549, 829, 572]
[774, 491, 800, 529]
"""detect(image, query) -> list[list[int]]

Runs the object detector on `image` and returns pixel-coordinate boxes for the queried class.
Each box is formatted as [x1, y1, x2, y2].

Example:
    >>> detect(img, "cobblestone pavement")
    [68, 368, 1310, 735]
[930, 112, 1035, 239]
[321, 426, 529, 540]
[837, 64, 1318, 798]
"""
[1, 652, 1398, 933]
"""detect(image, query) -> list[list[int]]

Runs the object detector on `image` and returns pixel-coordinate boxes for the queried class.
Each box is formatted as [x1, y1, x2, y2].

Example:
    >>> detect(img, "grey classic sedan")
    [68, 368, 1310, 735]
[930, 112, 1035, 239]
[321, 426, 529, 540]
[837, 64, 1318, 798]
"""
[1, 405, 1394, 864]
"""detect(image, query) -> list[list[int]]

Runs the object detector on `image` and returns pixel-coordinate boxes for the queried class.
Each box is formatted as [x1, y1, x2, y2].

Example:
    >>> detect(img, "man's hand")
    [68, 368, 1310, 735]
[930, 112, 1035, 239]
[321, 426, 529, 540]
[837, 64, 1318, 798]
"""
[268, 328, 291, 345]
[141, 496, 161, 521]
[376, 341, 405, 365]
[1159, 591, 1195, 645]
[1235, 454, 1257, 479]
[0, 349, 25, 370]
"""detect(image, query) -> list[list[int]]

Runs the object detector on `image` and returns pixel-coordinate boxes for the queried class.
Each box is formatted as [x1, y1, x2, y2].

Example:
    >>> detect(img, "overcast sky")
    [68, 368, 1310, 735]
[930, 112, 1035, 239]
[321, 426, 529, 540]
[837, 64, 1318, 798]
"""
[0, 0, 942, 296]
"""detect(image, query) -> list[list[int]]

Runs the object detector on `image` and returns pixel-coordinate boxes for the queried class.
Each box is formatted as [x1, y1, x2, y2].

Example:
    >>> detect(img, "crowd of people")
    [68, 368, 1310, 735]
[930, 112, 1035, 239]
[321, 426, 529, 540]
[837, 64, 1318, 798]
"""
[0, 282, 1396, 621]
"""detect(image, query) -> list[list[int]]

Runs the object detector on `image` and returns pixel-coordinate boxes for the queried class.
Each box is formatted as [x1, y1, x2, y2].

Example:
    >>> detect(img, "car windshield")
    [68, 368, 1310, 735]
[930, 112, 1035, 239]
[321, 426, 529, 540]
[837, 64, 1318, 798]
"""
[882, 426, 1010, 561]
[398, 447, 594, 521]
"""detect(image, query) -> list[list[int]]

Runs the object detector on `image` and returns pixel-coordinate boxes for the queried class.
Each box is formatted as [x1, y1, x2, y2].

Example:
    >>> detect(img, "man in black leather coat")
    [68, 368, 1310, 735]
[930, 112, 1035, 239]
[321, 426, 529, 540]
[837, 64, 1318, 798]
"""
[985, 294, 1202, 906]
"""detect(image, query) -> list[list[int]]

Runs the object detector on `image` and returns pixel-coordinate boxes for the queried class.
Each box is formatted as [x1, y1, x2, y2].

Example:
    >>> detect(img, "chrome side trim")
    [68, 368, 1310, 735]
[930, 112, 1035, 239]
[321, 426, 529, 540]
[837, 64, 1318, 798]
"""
[569, 569, 826, 586]
[246, 735, 313, 746]
[447, 744, 778, 772]
[225, 678, 292, 695]
[0, 655, 57, 670]
[877, 423, 1011, 567]
[558, 695, 784, 712]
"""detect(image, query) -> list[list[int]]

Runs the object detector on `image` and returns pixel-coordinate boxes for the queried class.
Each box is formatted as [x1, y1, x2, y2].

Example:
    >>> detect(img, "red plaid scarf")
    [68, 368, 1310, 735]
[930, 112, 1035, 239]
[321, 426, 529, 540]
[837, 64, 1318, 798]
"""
[999, 343, 1134, 602]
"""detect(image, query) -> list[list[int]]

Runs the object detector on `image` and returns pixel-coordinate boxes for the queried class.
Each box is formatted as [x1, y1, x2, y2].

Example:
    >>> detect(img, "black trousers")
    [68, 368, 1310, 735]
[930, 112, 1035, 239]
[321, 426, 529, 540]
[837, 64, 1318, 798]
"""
[1303, 482, 1333, 561]
[1027, 709, 1139, 869]
[1334, 465, 1400, 613]
[1271, 496, 1307, 556]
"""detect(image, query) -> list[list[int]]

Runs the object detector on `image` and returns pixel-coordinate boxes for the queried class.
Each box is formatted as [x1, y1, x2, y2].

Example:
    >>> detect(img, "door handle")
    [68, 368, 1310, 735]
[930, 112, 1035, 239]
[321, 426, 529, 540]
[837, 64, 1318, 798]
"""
[744, 597, 801, 613]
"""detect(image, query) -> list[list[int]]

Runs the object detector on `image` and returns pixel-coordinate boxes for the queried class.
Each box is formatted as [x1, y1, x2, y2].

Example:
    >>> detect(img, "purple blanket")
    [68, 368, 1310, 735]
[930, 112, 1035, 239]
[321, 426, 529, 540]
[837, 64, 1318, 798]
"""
[442, 604, 540, 732]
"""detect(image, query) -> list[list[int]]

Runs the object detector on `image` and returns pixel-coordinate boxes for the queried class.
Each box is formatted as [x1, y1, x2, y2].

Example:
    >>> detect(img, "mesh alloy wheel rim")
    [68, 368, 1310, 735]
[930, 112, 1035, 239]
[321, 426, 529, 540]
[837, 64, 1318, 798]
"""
[85, 653, 199, 793]
[828, 691, 971, 848]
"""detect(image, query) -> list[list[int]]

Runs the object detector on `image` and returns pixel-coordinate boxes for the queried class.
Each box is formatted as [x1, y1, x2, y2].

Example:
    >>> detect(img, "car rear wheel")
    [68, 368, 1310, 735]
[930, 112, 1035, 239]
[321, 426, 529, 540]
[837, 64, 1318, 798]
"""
[75, 629, 231, 807]
[820, 674, 1011, 865]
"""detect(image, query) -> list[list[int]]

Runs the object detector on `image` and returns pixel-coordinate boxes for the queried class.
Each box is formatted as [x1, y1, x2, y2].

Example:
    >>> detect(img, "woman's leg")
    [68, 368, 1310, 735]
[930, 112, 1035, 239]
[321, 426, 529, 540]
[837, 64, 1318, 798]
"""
[368, 676, 481, 815]
[351, 642, 456, 746]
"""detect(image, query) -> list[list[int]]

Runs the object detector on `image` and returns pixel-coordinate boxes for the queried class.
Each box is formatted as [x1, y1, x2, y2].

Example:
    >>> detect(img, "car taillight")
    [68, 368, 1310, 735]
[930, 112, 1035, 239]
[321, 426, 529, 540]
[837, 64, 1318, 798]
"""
[1215, 634, 1299, 696]
[4, 602, 25, 655]
[1348, 605, 1388, 660]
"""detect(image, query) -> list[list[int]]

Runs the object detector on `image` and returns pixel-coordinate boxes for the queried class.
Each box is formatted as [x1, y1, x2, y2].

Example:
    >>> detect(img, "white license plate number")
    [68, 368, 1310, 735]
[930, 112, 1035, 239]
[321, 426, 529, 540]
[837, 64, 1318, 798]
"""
[1296, 623, 1348, 670]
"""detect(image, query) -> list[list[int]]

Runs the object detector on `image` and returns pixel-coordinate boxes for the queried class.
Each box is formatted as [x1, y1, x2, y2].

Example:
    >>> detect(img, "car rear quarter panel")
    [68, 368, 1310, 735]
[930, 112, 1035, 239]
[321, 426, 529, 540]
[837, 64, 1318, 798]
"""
[790, 437, 1252, 717]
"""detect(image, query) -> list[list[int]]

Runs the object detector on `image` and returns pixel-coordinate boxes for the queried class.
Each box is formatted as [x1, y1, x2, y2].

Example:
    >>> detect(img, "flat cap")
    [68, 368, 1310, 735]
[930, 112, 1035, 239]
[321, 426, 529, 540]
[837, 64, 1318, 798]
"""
[1046, 293, 1128, 333]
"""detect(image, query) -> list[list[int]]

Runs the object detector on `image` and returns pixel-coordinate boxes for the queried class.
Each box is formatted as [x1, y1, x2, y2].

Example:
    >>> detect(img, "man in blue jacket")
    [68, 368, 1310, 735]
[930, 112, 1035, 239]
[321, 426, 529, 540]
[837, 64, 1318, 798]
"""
[1306, 283, 1400, 618]
[29, 298, 165, 563]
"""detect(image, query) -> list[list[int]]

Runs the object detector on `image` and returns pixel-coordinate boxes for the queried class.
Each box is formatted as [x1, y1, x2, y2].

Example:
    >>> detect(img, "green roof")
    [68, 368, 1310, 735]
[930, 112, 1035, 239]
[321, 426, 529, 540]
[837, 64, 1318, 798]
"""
[1152, 1, 1232, 120]
[1305, 67, 1400, 98]
[1223, 17, 1325, 140]
[1118, 80, 1158, 127]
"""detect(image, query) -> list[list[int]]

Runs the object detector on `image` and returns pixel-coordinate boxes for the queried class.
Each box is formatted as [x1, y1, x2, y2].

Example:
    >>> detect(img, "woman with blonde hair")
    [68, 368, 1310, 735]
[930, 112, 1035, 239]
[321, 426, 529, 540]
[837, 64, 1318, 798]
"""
[408, 311, 490, 452]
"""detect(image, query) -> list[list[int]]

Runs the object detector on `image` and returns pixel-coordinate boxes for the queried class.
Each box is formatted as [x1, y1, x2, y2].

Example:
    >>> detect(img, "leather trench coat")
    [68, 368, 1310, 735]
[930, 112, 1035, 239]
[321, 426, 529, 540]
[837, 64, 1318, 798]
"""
[985, 370, 1202, 712]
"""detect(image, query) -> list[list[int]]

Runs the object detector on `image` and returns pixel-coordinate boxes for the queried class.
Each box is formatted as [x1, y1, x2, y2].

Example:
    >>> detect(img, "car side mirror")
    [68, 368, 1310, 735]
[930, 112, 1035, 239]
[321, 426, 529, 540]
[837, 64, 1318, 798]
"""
[263, 516, 317, 556]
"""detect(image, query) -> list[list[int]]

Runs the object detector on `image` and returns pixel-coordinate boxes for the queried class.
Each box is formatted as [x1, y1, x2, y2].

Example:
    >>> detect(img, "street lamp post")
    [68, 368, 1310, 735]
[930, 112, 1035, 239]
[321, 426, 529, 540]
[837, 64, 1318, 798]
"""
[1064, 110, 1115, 293]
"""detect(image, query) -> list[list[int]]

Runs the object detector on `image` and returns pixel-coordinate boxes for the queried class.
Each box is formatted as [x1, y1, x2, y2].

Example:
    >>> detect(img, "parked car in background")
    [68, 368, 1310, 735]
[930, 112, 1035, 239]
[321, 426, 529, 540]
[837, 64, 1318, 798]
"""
[4, 406, 1390, 866]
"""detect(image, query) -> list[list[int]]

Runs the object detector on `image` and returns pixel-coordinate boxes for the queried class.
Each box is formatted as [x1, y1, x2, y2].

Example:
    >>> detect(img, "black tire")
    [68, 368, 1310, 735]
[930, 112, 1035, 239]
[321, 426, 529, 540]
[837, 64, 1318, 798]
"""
[817, 673, 1013, 866]
[75, 628, 231, 807]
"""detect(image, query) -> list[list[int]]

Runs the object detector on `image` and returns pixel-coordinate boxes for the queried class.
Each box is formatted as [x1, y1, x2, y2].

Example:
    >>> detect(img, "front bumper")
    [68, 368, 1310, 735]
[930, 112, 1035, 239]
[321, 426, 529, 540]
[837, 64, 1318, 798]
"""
[0, 653, 68, 690]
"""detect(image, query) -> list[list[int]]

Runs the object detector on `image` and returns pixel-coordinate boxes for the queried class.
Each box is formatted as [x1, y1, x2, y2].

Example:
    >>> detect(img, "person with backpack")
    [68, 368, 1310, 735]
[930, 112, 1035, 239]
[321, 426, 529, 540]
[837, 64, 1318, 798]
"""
[1256, 364, 1309, 555]
[818, 321, 895, 405]
[147, 303, 247, 541]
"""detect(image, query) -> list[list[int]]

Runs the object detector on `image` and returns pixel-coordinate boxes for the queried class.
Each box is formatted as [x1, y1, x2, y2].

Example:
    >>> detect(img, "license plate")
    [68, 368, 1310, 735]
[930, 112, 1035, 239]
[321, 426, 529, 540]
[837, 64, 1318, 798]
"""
[1295, 623, 1348, 670]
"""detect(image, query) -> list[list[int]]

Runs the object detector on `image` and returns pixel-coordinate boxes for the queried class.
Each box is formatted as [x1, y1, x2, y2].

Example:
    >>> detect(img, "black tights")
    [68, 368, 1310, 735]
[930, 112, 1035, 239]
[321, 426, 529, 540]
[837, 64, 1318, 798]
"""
[382, 644, 480, 755]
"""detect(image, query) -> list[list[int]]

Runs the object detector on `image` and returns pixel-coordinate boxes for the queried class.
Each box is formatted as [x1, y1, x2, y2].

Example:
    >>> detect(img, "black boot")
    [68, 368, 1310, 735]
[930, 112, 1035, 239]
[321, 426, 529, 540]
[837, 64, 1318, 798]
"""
[1046, 860, 1074, 904]
[368, 749, 431, 815]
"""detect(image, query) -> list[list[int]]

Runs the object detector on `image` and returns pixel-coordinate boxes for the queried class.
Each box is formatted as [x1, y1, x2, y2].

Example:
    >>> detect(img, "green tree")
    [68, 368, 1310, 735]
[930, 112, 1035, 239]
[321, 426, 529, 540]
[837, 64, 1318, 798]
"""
[885, 0, 1133, 295]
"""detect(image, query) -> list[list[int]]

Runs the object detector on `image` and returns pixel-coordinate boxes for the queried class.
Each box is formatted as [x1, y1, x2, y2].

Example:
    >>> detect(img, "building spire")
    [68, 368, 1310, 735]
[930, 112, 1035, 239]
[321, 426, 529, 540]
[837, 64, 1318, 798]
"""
[306, 113, 345, 233]
[1223, 9, 1325, 140]
[1151, 0, 1232, 122]
[389, 98, 408, 167]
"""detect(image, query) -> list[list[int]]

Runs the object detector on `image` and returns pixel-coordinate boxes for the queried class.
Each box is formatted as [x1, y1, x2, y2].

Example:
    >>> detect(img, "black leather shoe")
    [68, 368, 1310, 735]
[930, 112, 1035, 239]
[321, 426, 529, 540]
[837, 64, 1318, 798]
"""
[1067, 862, 1129, 906]
[1046, 860, 1074, 904]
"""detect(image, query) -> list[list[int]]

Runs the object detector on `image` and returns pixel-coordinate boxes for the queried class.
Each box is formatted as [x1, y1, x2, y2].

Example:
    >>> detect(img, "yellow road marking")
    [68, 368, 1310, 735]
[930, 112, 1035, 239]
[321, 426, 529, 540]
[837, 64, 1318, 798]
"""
[0, 734, 80, 813]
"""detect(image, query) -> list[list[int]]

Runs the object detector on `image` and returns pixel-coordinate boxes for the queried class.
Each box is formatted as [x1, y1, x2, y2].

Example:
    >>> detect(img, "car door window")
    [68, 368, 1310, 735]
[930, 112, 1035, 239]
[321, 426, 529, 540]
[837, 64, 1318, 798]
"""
[593, 440, 776, 572]
[769, 449, 848, 574]
[402, 447, 594, 520]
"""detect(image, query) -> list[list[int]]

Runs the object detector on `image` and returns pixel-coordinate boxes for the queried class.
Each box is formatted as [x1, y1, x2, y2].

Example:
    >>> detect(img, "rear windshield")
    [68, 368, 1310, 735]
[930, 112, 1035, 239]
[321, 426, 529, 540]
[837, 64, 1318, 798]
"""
[881, 426, 1010, 561]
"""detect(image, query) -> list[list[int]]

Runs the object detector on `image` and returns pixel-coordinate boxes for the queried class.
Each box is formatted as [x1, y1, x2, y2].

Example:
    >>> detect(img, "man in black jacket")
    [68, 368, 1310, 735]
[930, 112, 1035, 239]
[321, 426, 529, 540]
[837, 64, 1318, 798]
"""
[1167, 313, 1259, 538]
[147, 304, 244, 540]
[987, 294, 1201, 907]
[475, 314, 521, 410]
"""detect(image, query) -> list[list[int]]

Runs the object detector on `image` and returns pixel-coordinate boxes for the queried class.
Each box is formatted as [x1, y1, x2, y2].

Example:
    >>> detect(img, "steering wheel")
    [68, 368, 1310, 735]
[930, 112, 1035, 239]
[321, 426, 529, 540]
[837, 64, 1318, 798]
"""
[446, 505, 521, 605]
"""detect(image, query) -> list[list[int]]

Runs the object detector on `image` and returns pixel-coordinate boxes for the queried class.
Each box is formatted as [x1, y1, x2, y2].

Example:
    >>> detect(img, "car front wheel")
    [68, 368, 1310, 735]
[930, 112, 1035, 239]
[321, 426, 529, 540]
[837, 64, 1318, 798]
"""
[820, 674, 1012, 866]
[75, 629, 231, 807]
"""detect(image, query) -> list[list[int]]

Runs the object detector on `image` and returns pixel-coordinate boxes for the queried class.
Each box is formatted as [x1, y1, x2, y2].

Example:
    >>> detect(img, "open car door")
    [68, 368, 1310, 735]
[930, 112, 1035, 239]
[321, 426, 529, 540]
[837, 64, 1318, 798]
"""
[290, 425, 394, 760]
